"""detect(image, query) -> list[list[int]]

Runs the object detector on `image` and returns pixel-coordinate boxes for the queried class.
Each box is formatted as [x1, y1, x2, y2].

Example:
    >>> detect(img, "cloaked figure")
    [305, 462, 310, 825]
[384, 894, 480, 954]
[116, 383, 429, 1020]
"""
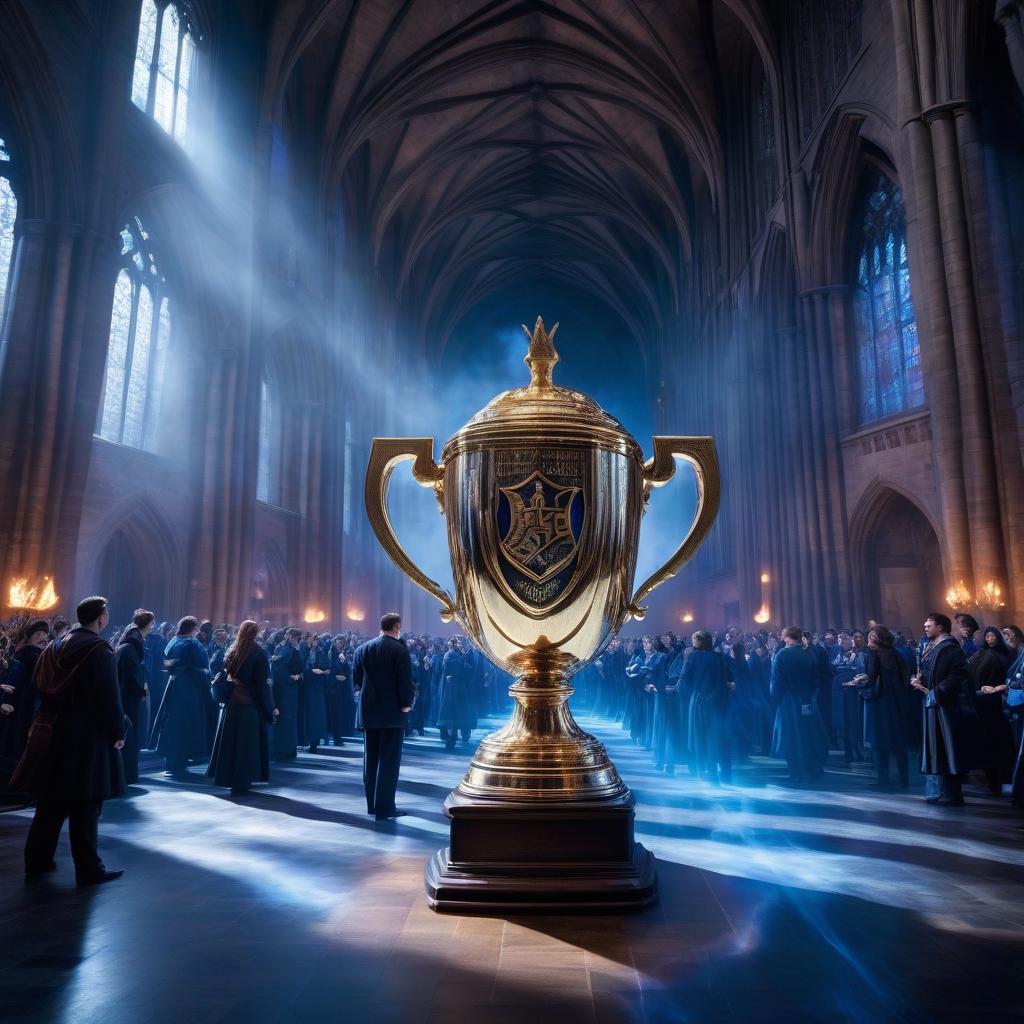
[0, 619, 49, 787]
[150, 616, 212, 777]
[436, 637, 474, 751]
[770, 626, 829, 783]
[271, 628, 304, 760]
[208, 621, 277, 794]
[303, 634, 331, 753]
[115, 610, 155, 786]
[684, 631, 734, 784]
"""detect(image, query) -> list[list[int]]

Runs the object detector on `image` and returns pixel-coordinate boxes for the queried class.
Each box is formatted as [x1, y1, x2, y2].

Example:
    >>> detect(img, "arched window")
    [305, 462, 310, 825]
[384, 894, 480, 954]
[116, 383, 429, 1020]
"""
[97, 217, 171, 450]
[131, 0, 196, 146]
[0, 137, 16, 328]
[256, 373, 285, 506]
[852, 171, 924, 424]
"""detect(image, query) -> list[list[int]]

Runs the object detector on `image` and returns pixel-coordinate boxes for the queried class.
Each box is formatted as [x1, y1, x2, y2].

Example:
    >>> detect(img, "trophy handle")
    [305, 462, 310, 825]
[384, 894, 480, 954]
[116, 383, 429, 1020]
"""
[365, 438, 457, 623]
[628, 436, 721, 621]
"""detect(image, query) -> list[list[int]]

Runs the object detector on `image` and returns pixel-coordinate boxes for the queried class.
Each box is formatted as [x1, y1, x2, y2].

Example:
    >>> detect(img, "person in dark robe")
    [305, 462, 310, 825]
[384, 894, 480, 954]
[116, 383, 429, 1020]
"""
[353, 612, 414, 820]
[208, 620, 277, 794]
[150, 616, 212, 777]
[436, 637, 474, 750]
[271, 628, 303, 760]
[145, 622, 174, 748]
[328, 634, 354, 743]
[832, 632, 865, 763]
[1001, 626, 1024, 755]
[15, 596, 126, 885]
[804, 631, 834, 751]
[208, 628, 229, 677]
[625, 638, 662, 748]
[725, 640, 760, 759]
[50, 616, 70, 642]
[303, 633, 331, 753]
[851, 625, 911, 789]
[114, 609, 155, 786]
[684, 631, 735, 784]
[970, 626, 1015, 794]
[770, 626, 829, 783]
[633, 637, 672, 771]
[0, 618, 49, 787]
[956, 613, 980, 658]
[910, 612, 978, 806]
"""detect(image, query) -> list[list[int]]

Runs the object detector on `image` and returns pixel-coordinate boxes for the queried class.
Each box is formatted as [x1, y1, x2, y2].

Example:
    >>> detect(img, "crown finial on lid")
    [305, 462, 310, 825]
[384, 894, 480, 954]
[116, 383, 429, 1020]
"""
[522, 315, 560, 391]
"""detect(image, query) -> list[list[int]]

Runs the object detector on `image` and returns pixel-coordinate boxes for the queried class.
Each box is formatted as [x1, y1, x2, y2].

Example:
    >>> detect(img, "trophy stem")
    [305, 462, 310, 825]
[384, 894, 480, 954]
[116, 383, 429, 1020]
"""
[457, 650, 628, 801]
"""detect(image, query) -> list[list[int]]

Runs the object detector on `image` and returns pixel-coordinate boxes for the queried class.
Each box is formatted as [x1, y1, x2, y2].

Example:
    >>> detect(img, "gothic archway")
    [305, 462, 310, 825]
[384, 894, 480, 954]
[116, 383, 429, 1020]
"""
[850, 483, 944, 633]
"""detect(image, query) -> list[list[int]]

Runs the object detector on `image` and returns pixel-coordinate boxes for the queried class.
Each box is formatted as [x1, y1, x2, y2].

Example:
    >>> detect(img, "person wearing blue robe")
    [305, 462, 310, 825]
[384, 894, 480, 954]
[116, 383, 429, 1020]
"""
[427, 643, 444, 729]
[851, 625, 911, 788]
[633, 637, 674, 772]
[894, 635, 921, 752]
[405, 640, 430, 736]
[684, 632, 734, 783]
[770, 627, 829, 783]
[303, 634, 331, 753]
[436, 638, 473, 750]
[271, 628, 304, 760]
[625, 639, 660, 748]
[150, 617, 212, 777]
[115, 613, 155, 786]
[911, 613, 979, 806]
[1001, 628, 1024, 759]
[804, 633, 834, 751]
[327, 634, 354, 744]
[208, 628, 228, 677]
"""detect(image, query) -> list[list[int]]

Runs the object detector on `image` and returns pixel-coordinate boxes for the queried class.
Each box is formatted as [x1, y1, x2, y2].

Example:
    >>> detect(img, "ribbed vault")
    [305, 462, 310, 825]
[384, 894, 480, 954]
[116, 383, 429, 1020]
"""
[263, 0, 764, 357]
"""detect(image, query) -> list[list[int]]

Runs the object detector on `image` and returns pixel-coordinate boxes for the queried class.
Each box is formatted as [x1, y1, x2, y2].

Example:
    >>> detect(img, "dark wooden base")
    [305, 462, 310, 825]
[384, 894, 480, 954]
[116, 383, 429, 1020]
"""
[424, 789, 658, 912]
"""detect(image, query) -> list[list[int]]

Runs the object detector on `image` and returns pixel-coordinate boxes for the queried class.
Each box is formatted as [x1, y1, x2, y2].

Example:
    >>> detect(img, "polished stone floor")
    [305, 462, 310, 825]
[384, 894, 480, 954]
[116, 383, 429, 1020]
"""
[2, 712, 1023, 1024]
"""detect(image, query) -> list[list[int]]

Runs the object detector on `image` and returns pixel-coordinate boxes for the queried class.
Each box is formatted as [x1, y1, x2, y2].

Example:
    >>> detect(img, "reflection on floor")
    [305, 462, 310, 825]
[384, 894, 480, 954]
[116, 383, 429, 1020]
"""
[2, 713, 1023, 1023]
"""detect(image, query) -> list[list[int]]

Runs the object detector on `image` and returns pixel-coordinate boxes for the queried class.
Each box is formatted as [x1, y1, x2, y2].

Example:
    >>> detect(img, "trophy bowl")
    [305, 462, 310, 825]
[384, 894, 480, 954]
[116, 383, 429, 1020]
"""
[365, 317, 719, 909]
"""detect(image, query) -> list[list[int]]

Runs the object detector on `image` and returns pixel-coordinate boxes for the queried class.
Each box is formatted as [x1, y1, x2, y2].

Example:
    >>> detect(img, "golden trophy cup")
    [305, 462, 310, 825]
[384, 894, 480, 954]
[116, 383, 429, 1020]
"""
[365, 317, 720, 910]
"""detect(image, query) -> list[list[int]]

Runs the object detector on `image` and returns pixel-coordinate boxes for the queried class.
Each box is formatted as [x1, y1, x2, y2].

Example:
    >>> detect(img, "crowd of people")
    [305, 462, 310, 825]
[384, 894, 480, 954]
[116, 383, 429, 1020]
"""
[3, 605, 1024, 811]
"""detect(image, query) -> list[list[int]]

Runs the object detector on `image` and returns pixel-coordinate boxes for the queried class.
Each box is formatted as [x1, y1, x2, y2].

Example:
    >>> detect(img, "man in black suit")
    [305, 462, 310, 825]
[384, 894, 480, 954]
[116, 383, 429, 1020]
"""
[352, 612, 414, 821]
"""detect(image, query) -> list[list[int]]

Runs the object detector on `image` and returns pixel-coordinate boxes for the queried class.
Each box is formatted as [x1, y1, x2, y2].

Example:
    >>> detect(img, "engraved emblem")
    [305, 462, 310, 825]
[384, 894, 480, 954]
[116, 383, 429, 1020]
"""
[498, 471, 582, 583]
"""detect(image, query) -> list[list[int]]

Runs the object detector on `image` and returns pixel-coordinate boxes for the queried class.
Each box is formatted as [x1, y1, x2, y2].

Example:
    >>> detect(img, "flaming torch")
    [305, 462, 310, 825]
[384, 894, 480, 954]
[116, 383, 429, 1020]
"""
[9, 576, 59, 611]
[945, 580, 973, 611]
[976, 580, 1005, 610]
[346, 606, 366, 623]
[303, 606, 327, 624]
[753, 572, 770, 624]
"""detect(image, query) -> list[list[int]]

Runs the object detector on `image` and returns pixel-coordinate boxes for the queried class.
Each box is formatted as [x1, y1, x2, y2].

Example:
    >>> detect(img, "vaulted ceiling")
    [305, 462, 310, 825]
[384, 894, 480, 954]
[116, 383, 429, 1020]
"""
[262, 0, 774, 353]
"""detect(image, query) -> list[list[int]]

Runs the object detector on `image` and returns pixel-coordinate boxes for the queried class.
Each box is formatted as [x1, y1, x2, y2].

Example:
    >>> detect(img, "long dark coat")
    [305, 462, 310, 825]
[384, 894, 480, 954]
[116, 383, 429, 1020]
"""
[684, 649, 733, 777]
[0, 643, 42, 780]
[435, 649, 474, 730]
[353, 634, 415, 729]
[968, 646, 1015, 786]
[919, 635, 978, 777]
[208, 648, 275, 790]
[328, 647, 355, 739]
[115, 628, 149, 784]
[302, 642, 331, 746]
[151, 635, 212, 764]
[11, 629, 126, 800]
[771, 645, 829, 777]
[271, 642, 303, 758]
[857, 647, 912, 754]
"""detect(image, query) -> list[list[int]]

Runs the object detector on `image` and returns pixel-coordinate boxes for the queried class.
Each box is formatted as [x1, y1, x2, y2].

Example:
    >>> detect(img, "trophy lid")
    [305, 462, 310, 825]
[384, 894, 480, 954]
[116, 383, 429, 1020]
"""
[442, 317, 643, 460]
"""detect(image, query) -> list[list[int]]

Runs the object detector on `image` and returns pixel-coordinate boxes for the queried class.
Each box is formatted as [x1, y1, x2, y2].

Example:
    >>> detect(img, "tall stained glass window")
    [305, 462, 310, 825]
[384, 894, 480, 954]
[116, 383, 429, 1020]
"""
[131, 0, 196, 147]
[97, 217, 171, 450]
[0, 137, 17, 329]
[852, 172, 924, 424]
[257, 378, 272, 504]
